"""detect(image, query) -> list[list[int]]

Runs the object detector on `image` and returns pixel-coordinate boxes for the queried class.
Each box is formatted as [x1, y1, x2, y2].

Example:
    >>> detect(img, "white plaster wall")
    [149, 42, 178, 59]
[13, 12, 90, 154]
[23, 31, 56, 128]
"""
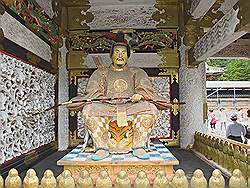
[58, 38, 69, 150]
[0, 12, 52, 62]
[36, 0, 54, 18]
[179, 40, 208, 148]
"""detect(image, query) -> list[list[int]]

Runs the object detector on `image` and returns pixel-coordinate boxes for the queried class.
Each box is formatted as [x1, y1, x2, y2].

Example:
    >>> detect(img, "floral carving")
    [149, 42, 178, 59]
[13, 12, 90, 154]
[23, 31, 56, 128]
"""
[193, 8, 241, 61]
[0, 52, 56, 164]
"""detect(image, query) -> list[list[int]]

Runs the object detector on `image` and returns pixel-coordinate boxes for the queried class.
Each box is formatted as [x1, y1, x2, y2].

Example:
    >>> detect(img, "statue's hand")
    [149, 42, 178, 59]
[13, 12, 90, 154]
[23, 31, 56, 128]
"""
[130, 94, 143, 103]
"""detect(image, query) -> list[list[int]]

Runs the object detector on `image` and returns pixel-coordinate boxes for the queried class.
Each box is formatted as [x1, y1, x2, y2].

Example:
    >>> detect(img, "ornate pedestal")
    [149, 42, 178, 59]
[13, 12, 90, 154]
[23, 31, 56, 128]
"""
[57, 143, 179, 184]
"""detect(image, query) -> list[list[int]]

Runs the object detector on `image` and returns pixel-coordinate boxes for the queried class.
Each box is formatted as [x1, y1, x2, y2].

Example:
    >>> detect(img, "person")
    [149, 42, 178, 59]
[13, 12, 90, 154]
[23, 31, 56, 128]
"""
[218, 108, 227, 130]
[226, 113, 247, 143]
[66, 42, 158, 160]
[245, 109, 250, 139]
[208, 109, 217, 130]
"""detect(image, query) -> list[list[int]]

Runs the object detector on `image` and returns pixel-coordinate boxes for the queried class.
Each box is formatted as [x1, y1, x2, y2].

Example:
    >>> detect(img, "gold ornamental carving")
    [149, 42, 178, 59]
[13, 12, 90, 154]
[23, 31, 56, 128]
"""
[114, 79, 128, 93]
[152, 2, 178, 28]
[157, 48, 179, 68]
[171, 98, 179, 116]
[67, 51, 88, 70]
[69, 130, 83, 147]
[1, 0, 15, 6]
[67, 6, 94, 30]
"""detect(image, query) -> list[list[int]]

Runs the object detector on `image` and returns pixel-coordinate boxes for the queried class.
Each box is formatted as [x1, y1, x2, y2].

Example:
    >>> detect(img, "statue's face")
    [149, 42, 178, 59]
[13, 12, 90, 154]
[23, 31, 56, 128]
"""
[112, 46, 128, 67]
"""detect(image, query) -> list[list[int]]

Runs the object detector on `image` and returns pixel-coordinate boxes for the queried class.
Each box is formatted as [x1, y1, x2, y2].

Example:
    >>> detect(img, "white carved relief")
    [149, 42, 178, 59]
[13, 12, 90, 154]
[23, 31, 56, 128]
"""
[88, 5, 158, 30]
[0, 52, 55, 164]
[36, 0, 54, 18]
[193, 8, 244, 62]
[178, 38, 207, 148]
[0, 12, 52, 62]
[58, 38, 69, 151]
[216, 0, 239, 14]
[77, 76, 171, 140]
[189, 0, 216, 19]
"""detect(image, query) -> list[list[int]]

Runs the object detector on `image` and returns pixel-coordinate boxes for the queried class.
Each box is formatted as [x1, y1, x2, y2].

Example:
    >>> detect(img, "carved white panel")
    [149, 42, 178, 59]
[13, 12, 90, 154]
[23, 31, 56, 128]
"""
[58, 38, 69, 151]
[193, 8, 245, 62]
[0, 12, 52, 62]
[76, 76, 171, 140]
[36, 0, 54, 18]
[150, 77, 171, 138]
[216, 0, 239, 14]
[179, 38, 207, 148]
[88, 5, 158, 30]
[189, 0, 216, 19]
[0, 52, 56, 164]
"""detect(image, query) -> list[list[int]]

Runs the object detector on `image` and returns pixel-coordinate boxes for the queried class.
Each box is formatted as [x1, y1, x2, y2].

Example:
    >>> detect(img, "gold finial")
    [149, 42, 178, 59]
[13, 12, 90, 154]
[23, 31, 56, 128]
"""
[58, 170, 75, 188]
[134, 171, 150, 188]
[5, 168, 22, 188]
[171, 98, 180, 116]
[153, 170, 169, 188]
[209, 169, 225, 188]
[229, 169, 247, 188]
[171, 169, 189, 188]
[0, 174, 3, 188]
[76, 170, 93, 188]
[96, 170, 112, 188]
[190, 169, 207, 188]
[23, 169, 39, 188]
[41, 169, 57, 188]
[115, 171, 131, 188]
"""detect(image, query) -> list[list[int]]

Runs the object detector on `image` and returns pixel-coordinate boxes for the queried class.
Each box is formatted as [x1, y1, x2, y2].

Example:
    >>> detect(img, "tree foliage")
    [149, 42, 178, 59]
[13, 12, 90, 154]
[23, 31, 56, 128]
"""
[207, 59, 250, 81]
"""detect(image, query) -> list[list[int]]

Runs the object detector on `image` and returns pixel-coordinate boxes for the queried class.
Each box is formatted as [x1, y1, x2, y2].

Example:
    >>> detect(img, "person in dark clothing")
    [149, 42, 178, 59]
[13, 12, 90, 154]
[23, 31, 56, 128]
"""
[226, 113, 247, 143]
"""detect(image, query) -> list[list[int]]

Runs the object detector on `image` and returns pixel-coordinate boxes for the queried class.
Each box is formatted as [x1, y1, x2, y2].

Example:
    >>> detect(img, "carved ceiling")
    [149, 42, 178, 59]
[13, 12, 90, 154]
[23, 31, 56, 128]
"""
[59, 0, 179, 30]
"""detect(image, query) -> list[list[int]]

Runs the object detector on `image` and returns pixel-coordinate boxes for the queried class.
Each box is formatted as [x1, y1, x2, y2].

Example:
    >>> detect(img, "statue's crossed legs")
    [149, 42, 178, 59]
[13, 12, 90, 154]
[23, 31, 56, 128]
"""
[84, 114, 156, 160]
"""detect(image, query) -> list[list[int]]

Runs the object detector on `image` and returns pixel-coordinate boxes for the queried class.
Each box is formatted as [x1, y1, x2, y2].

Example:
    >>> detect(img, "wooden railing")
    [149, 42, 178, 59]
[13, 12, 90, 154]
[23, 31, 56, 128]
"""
[0, 167, 248, 188]
[193, 131, 249, 181]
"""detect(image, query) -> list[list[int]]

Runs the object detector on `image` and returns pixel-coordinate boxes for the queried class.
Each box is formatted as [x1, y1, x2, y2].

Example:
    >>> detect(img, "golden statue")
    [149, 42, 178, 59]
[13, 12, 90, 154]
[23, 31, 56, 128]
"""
[190, 169, 207, 188]
[40, 170, 57, 188]
[58, 170, 75, 188]
[229, 169, 247, 188]
[134, 171, 150, 188]
[23, 169, 39, 188]
[5, 168, 22, 188]
[115, 171, 131, 188]
[67, 42, 158, 160]
[208, 169, 225, 188]
[76, 170, 93, 188]
[0, 174, 3, 188]
[95, 170, 112, 188]
[153, 170, 169, 188]
[171, 169, 188, 188]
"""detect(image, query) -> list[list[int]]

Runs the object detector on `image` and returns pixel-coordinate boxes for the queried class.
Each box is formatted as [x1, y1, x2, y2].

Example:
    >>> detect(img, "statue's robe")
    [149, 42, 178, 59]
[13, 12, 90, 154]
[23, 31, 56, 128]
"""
[81, 65, 157, 153]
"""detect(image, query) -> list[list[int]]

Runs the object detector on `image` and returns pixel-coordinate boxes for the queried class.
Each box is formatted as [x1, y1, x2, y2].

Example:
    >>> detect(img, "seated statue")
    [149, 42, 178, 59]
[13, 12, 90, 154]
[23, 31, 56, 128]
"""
[67, 42, 158, 161]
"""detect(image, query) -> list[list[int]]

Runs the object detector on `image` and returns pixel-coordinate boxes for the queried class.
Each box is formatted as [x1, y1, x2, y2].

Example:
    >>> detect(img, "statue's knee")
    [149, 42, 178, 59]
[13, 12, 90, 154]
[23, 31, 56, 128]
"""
[140, 114, 155, 128]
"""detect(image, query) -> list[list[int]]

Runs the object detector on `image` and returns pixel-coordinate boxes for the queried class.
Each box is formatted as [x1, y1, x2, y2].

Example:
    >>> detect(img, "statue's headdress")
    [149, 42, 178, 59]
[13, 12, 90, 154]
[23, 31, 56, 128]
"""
[110, 32, 131, 58]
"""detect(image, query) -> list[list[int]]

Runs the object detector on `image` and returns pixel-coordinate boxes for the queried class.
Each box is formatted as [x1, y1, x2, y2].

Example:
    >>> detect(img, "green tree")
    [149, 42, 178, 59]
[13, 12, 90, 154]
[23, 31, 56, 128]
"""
[207, 59, 250, 81]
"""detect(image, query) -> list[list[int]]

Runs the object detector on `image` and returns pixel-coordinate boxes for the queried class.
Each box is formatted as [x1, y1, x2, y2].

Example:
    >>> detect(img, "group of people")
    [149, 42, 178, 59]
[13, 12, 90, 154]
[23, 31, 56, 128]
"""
[208, 108, 249, 143]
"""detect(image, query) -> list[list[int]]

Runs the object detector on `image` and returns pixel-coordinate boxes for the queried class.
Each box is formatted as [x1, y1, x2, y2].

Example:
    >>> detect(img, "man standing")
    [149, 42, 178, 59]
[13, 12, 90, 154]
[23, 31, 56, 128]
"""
[226, 113, 246, 143]
[67, 42, 157, 160]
